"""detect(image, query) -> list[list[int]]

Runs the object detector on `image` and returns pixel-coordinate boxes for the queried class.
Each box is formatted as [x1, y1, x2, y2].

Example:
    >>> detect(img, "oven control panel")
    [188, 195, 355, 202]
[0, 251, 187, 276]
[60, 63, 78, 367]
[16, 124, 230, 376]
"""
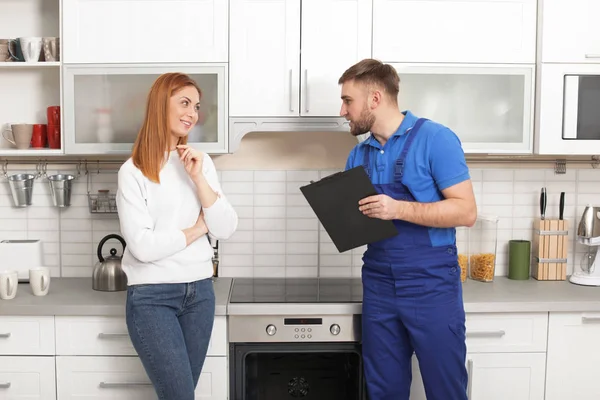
[229, 315, 361, 343]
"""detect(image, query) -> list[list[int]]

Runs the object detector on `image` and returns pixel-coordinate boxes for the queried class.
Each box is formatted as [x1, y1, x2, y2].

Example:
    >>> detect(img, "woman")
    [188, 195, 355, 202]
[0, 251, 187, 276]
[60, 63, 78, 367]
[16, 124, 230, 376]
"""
[116, 72, 238, 400]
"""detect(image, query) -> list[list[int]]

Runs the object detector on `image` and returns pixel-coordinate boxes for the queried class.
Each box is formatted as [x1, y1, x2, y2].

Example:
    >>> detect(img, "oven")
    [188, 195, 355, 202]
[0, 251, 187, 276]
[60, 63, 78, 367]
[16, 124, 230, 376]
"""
[228, 278, 367, 400]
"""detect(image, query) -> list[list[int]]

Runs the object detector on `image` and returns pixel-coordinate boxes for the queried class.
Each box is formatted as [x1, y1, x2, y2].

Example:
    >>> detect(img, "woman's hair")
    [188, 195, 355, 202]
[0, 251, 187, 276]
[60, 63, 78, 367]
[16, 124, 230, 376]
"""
[131, 73, 202, 183]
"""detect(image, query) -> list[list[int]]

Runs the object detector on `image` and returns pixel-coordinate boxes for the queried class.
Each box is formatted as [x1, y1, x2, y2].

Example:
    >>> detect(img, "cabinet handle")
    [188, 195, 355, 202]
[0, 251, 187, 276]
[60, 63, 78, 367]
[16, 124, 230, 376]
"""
[581, 316, 600, 323]
[304, 69, 309, 113]
[99, 382, 152, 388]
[0, 382, 10, 389]
[467, 359, 474, 399]
[466, 330, 505, 338]
[585, 54, 600, 59]
[0, 333, 10, 339]
[289, 69, 294, 112]
[97, 333, 129, 339]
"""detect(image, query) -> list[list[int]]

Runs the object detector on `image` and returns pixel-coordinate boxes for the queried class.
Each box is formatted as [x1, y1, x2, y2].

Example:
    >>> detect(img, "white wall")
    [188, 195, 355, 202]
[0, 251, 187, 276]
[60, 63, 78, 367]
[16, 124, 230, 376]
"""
[0, 132, 597, 280]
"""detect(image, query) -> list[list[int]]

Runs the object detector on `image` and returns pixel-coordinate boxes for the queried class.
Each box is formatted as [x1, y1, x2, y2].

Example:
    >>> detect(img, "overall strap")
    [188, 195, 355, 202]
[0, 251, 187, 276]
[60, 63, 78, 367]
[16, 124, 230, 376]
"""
[394, 118, 428, 181]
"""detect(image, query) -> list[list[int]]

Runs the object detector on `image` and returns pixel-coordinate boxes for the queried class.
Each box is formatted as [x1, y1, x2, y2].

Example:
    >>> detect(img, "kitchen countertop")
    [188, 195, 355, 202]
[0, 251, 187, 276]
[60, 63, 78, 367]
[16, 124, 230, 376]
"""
[0, 277, 232, 316]
[0, 276, 599, 316]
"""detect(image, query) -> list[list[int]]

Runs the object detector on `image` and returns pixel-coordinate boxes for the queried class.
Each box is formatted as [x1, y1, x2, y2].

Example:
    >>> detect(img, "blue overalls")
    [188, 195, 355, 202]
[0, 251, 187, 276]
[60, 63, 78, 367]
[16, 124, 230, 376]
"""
[361, 119, 468, 400]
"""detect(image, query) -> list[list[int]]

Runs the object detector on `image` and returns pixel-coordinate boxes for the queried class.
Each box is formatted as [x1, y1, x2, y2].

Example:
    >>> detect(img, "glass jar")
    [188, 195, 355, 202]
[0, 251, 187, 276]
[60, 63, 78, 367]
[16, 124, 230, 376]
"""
[456, 226, 469, 283]
[468, 215, 499, 282]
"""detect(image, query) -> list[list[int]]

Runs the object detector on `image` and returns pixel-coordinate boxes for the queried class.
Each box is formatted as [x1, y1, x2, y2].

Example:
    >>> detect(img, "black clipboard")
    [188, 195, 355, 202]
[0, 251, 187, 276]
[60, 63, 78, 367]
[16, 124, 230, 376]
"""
[300, 166, 398, 253]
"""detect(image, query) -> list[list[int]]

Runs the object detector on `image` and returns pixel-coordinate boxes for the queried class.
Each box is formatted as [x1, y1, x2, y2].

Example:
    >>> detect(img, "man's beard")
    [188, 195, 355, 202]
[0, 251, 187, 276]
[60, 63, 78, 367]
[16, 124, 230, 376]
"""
[349, 107, 375, 137]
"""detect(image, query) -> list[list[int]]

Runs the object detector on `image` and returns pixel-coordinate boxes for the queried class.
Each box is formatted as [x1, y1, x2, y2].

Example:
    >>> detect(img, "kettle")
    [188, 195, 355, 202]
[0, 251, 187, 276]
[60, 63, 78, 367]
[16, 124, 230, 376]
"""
[92, 234, 127, 292]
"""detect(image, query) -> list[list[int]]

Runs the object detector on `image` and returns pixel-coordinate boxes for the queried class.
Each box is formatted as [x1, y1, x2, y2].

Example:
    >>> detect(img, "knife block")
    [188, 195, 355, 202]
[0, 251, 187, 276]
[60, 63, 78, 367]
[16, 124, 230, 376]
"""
[532, 219, 569, 280]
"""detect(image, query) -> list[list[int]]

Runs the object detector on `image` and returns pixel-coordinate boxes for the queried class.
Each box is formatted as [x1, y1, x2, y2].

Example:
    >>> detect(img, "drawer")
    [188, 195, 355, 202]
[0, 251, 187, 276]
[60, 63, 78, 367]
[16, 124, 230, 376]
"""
[0, 356, 56, 399]
[56, 316, 227, 356]
[465, 312, 548, 353]
[0, 316, 55, 355]
[56, 356, 227, 400]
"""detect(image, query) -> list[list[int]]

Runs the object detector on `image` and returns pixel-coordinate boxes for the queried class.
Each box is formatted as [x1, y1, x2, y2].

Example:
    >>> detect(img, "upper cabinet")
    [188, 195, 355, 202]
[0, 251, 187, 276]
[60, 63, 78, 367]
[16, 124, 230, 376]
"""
[229, 0, 372, 118]
[63, 63, 228, 155]
[62, 0, 228, 64]
[373, 0, 537, 64]
[540, 0, 600, 63]
[395, 64, 534, 154]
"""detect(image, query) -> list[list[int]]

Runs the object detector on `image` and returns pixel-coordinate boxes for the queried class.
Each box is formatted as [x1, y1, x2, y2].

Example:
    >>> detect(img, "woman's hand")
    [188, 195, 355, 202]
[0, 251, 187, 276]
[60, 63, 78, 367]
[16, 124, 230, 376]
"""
[195, 210, 209, 236]
[176, 144, 204, 183]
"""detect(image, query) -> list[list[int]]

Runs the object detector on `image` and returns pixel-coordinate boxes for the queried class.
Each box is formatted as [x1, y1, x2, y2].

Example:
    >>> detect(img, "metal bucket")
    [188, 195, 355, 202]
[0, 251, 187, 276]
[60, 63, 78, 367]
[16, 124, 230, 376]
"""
[7, 174, 35, 207]
[47, 174, 75, 207]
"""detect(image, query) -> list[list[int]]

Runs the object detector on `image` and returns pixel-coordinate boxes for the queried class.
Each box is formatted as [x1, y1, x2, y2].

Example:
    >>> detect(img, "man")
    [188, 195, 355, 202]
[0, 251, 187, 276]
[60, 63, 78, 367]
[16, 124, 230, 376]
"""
[339, 59, 477, 400]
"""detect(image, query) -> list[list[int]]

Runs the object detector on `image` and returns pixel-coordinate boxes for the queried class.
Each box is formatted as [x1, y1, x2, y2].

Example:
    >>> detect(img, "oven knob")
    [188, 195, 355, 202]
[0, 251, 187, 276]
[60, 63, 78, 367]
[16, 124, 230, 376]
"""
[266, 324, 277, 336]
[330, 324, 341, 335]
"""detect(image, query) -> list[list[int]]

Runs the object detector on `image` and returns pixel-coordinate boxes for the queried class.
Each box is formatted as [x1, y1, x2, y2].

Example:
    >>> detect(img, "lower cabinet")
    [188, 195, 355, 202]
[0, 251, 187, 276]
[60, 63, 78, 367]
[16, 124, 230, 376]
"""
[0, 356, 56, 400]
[56, 356, 227, 400]
[409, 312, 548, 400]
[409, 353, 546, 400]
[545, 312, 600, 400]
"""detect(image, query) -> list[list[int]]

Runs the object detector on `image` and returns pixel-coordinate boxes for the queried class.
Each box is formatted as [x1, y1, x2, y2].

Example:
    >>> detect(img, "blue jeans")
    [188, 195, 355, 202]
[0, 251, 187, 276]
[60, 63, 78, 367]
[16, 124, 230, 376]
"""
[126, 279, 215, 400]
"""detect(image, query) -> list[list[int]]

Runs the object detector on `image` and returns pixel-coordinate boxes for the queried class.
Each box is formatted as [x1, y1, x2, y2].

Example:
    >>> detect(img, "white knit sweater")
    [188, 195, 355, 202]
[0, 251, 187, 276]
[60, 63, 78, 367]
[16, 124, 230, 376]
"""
[116, 150, 237, 285]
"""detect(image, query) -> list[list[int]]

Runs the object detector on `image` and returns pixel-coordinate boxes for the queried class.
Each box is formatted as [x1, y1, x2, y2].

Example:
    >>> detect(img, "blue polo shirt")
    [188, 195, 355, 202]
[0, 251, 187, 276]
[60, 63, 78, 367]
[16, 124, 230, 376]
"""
[345, 110, 470, 247]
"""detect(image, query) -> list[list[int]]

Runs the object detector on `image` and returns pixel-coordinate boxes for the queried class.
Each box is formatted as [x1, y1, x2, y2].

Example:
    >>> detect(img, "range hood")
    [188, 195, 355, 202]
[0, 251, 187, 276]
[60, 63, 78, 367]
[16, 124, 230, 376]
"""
[229, 116, 362, 152]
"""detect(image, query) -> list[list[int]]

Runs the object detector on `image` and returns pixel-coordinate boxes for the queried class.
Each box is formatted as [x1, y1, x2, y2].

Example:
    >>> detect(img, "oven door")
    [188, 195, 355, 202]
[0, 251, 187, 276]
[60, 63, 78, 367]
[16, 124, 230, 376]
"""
[537, 63, 600, 154]
[229, 342, 366, 400]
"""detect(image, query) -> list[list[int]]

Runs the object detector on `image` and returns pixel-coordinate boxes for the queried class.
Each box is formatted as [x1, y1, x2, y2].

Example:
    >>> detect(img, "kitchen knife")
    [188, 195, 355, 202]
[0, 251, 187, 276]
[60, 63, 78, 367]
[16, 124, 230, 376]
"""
[540, 188, 547, 220]
[559, 192, 565, 220]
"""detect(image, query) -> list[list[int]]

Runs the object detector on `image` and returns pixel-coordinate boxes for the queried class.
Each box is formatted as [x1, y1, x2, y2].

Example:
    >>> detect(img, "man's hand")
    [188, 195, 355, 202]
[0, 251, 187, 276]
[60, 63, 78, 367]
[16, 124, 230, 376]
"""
[358, 194, 400, 220]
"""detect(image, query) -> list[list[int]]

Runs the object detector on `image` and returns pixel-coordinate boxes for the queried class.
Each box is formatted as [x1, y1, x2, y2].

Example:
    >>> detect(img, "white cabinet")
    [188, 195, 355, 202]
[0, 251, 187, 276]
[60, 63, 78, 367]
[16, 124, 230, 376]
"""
[540, 0, 600, 63]
[229, 0, 372, 117]
[63, 63, 228, 155]
[410, 313, 548, 400]
[56, 356, 227, 400]
[373, 0, 537, 64]
[546, 312, 600, 400]
[392, 64, 535, 154]
[0, 356, 56, 400]
[0, 0, 62, 157]
[0, 316, 55, 356]
[62, 0, 228, 63]
[467, 353, 546, 400]
[55, 316, 227, 357]
[536, 63, 600, 155]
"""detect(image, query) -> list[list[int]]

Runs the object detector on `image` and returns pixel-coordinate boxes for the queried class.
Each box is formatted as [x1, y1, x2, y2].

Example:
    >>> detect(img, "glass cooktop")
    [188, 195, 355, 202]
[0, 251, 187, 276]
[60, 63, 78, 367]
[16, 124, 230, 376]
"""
[229, 278, 363, 304]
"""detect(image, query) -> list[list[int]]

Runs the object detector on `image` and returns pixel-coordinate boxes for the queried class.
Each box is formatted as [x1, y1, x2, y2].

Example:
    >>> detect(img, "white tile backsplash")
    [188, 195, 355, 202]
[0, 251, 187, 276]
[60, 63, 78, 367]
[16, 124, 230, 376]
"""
[1, 166, 600, 279]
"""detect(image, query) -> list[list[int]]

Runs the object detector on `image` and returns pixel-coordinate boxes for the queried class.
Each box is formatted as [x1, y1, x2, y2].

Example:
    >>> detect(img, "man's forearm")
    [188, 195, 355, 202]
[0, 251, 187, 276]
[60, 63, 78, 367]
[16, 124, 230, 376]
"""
[396, 199, 477, 228]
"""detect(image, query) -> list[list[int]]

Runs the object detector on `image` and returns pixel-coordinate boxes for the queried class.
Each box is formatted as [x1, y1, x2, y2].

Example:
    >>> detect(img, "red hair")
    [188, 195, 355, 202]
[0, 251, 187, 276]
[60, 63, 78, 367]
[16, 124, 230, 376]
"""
[131, 73, 202, 183]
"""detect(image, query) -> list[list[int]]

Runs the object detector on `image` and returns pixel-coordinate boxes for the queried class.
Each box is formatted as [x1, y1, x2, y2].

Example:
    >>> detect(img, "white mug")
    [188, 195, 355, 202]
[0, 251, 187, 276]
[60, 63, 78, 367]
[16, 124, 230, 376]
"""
[0, 271, 18, 300]
[29, 267, 50, 296]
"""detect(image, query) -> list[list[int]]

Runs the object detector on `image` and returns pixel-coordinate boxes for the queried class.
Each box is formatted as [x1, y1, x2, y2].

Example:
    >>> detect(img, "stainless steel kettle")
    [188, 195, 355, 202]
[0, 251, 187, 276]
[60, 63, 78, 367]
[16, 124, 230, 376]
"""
[92, 234, 127, 292]
[577, 205, 600, 239]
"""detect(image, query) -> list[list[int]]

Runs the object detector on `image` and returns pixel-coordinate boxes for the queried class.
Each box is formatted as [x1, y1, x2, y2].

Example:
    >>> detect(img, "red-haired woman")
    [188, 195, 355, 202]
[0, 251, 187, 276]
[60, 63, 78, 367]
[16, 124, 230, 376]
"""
[116, 72, 238, 400]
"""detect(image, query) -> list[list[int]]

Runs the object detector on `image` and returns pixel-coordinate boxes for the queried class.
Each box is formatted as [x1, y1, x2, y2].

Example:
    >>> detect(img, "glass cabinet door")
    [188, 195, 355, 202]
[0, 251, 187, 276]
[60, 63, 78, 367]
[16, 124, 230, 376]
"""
[63, 64, 227, 154]
[392, 64, 534, 154]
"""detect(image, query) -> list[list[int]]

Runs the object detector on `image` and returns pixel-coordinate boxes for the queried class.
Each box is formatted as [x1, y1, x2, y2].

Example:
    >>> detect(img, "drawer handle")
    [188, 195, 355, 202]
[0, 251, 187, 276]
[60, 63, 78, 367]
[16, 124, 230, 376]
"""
[98, 333, 129, 339]
[585, 54, 600, 59]
[0, 333, 10, 339]
[582, 316, 600, 323]
[100, 382, 152, 388]
[466, 330, 506, 338]
[467, 359, 474, 399]
[0, 382, 11, 389]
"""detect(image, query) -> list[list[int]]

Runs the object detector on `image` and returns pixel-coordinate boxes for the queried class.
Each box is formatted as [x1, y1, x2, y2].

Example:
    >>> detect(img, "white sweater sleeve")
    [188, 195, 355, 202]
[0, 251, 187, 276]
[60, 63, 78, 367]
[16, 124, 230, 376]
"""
[201, 155, 238, 240]
[116, 166, 187, 263]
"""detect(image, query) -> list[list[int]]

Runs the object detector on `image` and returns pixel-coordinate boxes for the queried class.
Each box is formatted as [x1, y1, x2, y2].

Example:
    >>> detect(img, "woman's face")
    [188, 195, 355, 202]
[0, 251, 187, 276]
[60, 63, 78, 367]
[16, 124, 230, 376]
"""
[169, 85, 200, 140]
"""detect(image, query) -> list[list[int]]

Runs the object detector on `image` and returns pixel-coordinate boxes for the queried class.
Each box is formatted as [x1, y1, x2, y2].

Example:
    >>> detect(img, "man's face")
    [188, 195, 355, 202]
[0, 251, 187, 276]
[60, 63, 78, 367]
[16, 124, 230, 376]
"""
[340, 80, 375, 136]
